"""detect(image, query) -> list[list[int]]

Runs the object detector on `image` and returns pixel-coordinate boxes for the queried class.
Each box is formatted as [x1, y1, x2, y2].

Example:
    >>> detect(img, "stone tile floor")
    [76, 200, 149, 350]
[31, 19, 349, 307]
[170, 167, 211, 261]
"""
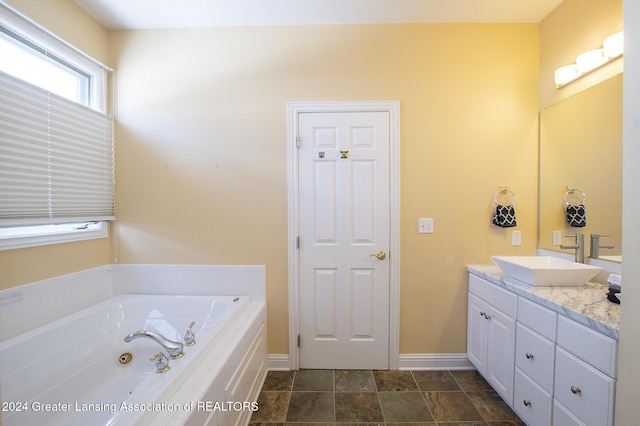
[249, 369, 525, 425]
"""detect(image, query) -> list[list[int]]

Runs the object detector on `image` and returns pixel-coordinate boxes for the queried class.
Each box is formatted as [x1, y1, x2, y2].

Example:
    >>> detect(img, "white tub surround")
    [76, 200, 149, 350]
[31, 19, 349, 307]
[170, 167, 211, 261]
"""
[0, 266, 112, 341]
[467, 265, 618, 426]
[468, 265, 619, 339]
[0, 264, 266, 343]
[111, 264, 266, 301]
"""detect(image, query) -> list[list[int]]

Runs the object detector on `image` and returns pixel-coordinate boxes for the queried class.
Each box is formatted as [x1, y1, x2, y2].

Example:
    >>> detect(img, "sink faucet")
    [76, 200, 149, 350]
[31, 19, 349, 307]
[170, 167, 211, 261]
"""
[124, 330, 185, 359]
[561, 234, 585, 263]
[590, 234, 615, 259]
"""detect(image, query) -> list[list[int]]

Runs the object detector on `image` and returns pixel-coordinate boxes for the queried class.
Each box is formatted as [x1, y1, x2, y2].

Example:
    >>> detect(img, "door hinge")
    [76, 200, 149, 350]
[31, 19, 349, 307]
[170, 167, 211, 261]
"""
[297, 334, 301, 348]
[296, 236, 300, 249]
[296, 136, 301, 148]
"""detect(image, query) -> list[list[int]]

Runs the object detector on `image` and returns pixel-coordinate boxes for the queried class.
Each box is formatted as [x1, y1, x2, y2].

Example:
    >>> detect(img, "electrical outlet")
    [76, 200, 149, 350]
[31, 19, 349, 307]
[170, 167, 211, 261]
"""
[418, 218, 434, 234]
[512, 230, 522, 246]
[552, 230, 562, 246]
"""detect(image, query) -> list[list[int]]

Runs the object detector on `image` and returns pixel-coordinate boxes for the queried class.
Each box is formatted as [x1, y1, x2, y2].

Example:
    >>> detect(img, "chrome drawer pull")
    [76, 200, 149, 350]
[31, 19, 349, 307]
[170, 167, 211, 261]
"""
[525, 352, 534, 360]
[571, 386, 582, 395]
[523, 400, 532, 407]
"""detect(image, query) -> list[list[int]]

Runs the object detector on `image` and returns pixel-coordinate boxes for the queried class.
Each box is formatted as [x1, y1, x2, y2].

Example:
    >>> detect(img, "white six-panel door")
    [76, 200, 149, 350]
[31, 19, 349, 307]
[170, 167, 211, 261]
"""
[298, 111, 390, 369]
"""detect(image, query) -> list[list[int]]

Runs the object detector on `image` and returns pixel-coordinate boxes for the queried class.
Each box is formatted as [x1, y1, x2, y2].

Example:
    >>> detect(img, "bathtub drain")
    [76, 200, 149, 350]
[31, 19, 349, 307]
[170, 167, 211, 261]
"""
[118, 352, 134, 366]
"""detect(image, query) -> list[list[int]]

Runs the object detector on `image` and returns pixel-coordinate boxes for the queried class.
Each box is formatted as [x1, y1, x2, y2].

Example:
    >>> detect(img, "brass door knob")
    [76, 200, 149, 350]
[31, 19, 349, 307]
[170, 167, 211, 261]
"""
[369, 251, 386, 260]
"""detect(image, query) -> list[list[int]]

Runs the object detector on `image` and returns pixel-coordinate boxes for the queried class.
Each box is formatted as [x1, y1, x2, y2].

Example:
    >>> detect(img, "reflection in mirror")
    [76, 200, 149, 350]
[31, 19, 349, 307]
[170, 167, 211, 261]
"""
[539, 73, 622, 262]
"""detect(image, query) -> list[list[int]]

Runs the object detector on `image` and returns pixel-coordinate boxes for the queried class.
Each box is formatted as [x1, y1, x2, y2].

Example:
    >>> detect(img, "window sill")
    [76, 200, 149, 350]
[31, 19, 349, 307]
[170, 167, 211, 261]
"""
[0, 222, 109, 251]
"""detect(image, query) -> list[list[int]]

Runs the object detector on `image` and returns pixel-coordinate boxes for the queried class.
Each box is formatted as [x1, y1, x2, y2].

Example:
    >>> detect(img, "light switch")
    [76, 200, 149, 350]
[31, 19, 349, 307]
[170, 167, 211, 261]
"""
[512, 230, 522, 246]
[418, 218, 434, 234]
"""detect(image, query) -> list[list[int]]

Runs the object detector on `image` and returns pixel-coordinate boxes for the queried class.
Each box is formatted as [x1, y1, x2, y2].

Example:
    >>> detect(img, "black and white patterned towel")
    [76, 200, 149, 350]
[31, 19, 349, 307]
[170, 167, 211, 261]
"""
[566, 204, 586, 227]
[492, 204, 517, 228]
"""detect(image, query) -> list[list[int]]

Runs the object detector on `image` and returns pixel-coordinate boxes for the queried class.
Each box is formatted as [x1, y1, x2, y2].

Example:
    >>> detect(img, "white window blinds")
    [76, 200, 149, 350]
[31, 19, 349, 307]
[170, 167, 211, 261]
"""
[0, 71, 115, 226]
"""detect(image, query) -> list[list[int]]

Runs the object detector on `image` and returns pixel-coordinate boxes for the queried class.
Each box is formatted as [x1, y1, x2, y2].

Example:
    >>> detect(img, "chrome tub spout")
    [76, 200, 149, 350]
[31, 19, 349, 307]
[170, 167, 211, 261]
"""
[124, 330, 184, 359]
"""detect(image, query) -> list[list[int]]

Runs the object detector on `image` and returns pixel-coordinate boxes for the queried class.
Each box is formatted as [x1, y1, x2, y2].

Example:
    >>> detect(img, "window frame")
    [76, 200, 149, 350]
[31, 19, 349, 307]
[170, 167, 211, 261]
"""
[0, 221, 109, 251]
[0, 2, 114, 250]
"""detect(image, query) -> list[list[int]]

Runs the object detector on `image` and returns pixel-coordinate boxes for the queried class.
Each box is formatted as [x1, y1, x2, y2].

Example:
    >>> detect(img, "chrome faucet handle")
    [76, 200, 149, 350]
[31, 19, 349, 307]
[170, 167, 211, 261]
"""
[150, 352, 170, 373]
[590, 234, 615, 258]
[560, 234, 579, 248]
[564, 233, 585, 240]
[561, 234, 585, 263]
[185, 321, 196, 347]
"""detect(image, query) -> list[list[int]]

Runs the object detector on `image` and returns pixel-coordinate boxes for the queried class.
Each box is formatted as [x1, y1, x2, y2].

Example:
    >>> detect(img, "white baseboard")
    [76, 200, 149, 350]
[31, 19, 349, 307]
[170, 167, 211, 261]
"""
[267, 354, 291, 371]
[397, 353, 474, 370]
[267, 353, 473, 371]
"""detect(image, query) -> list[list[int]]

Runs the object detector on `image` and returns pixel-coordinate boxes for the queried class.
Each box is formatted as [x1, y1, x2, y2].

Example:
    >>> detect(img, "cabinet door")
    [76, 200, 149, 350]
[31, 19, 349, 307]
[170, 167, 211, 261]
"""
[467, 293, 488, 375]
[486, 305, 516, 405]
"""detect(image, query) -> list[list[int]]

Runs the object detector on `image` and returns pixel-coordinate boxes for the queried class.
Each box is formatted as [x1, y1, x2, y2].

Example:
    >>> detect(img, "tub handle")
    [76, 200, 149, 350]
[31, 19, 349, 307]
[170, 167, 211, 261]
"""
[150, 352, 170, 374]
[185, 321, 196, 347]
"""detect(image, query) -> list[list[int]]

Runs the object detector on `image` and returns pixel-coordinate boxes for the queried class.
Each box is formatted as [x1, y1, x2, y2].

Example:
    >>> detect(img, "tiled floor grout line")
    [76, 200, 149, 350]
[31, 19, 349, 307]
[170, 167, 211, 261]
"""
[250, 369, 524, 425]
[409, 370, 438, 424]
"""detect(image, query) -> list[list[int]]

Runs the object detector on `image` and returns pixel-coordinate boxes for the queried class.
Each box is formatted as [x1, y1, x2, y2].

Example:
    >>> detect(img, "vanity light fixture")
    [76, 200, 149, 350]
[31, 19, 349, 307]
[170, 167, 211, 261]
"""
[554, 31, 624, 89]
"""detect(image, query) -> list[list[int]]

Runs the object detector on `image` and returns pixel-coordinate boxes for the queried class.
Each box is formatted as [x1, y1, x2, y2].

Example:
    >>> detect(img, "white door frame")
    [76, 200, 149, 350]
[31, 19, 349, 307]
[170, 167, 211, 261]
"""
[287, 101, 401, 370]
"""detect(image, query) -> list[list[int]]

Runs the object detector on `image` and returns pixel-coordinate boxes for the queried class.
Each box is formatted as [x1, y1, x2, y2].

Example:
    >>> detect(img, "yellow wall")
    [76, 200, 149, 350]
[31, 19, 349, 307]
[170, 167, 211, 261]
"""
[110, 24, 539, 354]
[4, 0, 109, 64]
[0, 0, 112, 290]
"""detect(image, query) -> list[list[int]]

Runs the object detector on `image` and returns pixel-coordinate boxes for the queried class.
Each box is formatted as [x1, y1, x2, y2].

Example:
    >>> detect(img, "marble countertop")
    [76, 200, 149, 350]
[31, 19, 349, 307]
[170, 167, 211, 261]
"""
[468, 265, 620, 340]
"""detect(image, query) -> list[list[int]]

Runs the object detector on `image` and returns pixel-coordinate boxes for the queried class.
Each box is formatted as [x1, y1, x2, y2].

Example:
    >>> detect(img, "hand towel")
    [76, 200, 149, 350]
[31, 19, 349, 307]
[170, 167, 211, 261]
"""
[492, 204, 517, 228]
[566, 204, 586, 227]
[607, 274, 622, 291]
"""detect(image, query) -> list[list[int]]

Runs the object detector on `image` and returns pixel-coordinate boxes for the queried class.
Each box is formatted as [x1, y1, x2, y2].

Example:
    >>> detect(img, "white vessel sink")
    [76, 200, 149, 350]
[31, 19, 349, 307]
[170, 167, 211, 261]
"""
[491, 256, 602, 286]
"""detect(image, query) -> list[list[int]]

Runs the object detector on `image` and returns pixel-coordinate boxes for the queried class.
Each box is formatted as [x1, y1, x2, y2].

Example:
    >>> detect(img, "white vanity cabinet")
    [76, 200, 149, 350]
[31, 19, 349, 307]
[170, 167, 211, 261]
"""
[513, 298, 556, 425]
[552, 316, 617, 426]
[467, 271, 618, 426]
[467, 273, 517, 405]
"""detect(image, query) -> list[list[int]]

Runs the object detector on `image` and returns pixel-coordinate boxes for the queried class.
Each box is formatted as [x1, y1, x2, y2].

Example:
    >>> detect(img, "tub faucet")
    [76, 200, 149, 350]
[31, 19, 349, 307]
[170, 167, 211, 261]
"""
[590, 234, 615, 259]
[150, 352, 170, 373]
[561, 234, 585, 263]
[124, 330, 185, 359]
[184, 321, 196, 347]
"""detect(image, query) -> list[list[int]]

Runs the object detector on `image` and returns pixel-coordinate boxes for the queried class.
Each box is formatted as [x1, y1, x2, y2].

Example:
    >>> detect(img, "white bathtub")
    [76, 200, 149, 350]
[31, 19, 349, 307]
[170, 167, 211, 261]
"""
[0, 294, 267, 426]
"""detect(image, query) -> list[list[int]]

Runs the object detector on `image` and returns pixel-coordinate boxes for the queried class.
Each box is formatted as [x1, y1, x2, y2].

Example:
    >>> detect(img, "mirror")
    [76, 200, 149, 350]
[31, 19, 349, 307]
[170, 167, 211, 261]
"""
[539, 73, 622, 262]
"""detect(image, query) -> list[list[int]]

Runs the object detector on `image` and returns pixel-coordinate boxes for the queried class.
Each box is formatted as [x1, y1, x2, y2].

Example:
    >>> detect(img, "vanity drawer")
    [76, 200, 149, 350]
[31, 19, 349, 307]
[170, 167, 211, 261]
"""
[517, 297, 556, 342]
[557, 315, 617, 377]
[515, 324, 555, 392]
[553, 400, 586, 426]
[554, 347, 615, 426]
[469, 274, 517, 318]
[514, 368, 552, 426]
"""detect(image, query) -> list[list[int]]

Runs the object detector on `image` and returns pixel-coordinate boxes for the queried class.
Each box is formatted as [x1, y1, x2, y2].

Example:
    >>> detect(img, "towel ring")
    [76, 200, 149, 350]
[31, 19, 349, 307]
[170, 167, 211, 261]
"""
[564, 186, 586, 206]
[493, 187, 516, 206]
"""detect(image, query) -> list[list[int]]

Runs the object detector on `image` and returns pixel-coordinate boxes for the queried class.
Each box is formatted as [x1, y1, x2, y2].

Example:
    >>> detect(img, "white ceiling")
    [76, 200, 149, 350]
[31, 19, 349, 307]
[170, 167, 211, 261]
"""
[73, 0, 564, 30]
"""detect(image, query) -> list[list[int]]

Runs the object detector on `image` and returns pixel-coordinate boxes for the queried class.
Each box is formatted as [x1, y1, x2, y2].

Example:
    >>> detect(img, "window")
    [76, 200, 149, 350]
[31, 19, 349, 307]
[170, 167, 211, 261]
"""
[0, 28, 90, 105]
[0, 2, 114, 250]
